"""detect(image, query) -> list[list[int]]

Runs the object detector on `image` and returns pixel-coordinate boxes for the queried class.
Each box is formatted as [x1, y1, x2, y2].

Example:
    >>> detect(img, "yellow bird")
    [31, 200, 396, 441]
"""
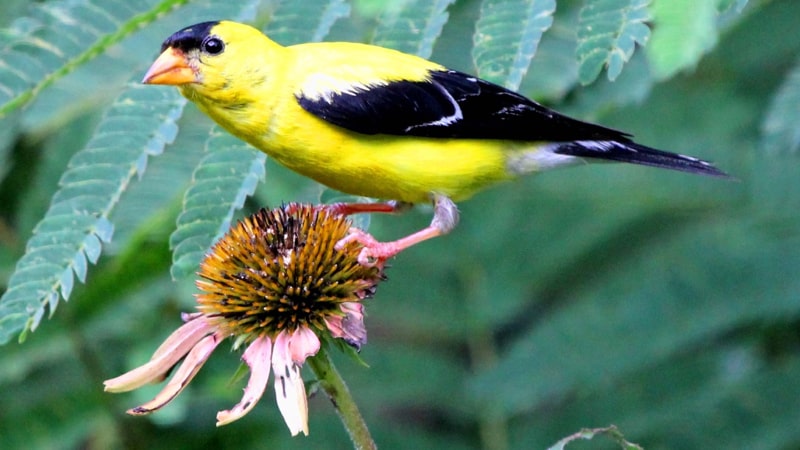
[143, 20, 727, 264]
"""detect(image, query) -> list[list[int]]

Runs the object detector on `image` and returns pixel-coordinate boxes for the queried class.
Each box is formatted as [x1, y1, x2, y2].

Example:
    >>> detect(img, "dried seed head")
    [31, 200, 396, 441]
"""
[195, 204, 383, 342]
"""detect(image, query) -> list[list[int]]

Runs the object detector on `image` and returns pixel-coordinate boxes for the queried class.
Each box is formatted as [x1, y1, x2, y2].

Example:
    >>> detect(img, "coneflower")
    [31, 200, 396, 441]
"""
[104, 204, 384, 435]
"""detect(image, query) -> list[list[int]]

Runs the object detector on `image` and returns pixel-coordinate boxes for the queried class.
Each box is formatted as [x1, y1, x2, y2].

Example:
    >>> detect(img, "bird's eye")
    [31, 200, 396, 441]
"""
[202, 36, 225, 55]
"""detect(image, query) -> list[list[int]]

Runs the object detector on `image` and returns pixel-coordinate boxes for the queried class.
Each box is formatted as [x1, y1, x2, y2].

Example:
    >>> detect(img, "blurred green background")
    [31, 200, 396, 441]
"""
[1, 0, 799, 448]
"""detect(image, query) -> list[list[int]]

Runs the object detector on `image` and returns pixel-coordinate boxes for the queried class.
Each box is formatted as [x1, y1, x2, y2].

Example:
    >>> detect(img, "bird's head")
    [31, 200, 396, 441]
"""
[143, 21, 279, 101]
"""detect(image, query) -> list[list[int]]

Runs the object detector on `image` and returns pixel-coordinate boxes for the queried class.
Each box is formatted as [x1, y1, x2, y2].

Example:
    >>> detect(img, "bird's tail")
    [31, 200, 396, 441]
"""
[553, 140, 729, 178]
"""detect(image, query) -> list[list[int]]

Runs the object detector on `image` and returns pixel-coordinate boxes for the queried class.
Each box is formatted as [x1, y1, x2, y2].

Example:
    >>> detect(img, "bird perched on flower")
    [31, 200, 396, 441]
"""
[143, 20, 727, 264]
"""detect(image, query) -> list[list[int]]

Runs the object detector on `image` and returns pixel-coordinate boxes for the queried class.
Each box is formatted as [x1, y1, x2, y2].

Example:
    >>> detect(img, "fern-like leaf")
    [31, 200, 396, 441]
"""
[0, 84, 185, 344]
[0, 0, 189, 117]
[761, 59, 800, 153]
[520, 7, 581, 102]
[170, 131, 265, 279]
[371, 0, 456, 58]
[645, 0, 718, 80]
[265, 0, 351, 45]
[576, 0, 651, 84]
[472, 0, 556, 90]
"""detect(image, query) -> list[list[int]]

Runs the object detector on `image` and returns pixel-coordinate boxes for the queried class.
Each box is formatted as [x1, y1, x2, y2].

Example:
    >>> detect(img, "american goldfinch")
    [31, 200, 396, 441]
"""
[143, 20, 727, 264]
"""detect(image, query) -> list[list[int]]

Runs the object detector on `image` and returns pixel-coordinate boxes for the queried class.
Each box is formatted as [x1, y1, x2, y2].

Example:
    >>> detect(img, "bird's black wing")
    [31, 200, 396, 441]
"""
[296, 69, 632, 142]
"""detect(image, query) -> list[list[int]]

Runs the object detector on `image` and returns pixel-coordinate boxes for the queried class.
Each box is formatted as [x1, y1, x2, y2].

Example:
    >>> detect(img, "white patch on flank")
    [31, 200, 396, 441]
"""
[506, 144, 583, 175]
[404, 82, 463, 131]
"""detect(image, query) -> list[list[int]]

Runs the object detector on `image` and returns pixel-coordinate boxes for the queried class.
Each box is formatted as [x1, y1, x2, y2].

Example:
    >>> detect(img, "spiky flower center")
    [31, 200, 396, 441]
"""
[196, 204, 382, 340]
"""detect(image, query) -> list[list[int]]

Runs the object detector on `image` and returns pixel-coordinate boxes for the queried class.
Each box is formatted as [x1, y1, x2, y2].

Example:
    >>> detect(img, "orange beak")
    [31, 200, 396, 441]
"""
[142, 47, 197, 85]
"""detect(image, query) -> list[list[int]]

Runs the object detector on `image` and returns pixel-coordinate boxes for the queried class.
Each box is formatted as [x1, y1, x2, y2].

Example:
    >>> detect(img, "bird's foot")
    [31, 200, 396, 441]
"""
[334, 194, 458, 267]
[336, 228, 400, 267]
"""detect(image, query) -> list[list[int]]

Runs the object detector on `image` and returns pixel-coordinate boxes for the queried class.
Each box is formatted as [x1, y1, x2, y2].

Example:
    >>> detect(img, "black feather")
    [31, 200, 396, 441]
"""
[297, 69, 631, 141]
[554, 141, 729, 177]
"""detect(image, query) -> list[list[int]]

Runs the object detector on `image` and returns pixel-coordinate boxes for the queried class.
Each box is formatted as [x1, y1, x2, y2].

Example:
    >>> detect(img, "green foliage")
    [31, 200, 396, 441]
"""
[472, 0, 556, 90]
[264, 0, 351, 45]
[576, 0, 651, 84]
[2, 0, 800, 449]
[646, 0, 719, 80]
[0, 0, 191, 116]
[371, 0, 456, 58]
[169, 130, 265, 279]
[0, 84, 184, 344]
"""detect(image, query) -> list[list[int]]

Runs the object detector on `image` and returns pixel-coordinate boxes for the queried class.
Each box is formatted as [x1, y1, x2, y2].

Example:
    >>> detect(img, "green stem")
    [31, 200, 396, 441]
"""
[307, 347, 376, 450]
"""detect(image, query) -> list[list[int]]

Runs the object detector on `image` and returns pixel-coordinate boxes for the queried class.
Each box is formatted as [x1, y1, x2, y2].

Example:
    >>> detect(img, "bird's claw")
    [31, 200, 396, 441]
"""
[336, 228, 397, 267]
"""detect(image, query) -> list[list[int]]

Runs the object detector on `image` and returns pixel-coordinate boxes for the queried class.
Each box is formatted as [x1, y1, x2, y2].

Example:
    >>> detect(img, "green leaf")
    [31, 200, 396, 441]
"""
[169, 131, 265, 279]
[646, 0, 719, 80]
[687, 356, 800, 449]
[0, 84, 185, 344]
[567, 50, 653, 116]
[468, 219, 800, 416]
[472, 0, 555, 90]
[520, 32, 578, 101]
[518, 3, 582, 101]
[265, 0, 351, 45]
[0, 0, 190, 117]
[371, 0, 456, 58]
[761, 58, 800, 153]
[577, 348, 800, 449]
[507, 344, 800, 448]
[576, 0, 651, 84]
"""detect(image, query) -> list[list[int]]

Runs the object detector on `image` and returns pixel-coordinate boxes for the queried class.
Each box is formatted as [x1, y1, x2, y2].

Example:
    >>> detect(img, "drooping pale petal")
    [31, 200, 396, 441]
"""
[324, 302, 366, 349]
[216, 336, 273, 426]
[272, 330, 310, 436]
[152, 313, 207, 360]
[126, 331, 225, 415]
[288, 326, 320, 364]
[104, 317, 214, 392]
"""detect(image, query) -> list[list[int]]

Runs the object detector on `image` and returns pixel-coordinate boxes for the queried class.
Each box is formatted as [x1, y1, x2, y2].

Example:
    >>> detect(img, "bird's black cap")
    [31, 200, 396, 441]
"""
[160, 21, 218, 53]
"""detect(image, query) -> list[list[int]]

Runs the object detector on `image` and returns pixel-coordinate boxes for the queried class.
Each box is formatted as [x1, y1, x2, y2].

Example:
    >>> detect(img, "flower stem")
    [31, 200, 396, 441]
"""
[308, 347, 376, 450]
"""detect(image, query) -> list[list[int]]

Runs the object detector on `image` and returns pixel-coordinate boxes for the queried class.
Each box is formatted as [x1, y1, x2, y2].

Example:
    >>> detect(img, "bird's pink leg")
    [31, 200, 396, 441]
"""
[333, 195, 459, 266]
